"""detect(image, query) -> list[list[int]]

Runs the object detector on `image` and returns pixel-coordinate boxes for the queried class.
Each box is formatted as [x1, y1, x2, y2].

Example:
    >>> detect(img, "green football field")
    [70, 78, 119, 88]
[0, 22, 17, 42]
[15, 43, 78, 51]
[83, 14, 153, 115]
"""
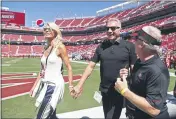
[1, 58, 176, 118]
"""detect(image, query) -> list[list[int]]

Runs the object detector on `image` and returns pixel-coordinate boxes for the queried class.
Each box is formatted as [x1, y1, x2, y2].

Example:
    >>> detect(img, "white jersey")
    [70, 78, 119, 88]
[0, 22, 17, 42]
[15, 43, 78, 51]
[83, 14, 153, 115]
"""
[41, 47, 64, 85]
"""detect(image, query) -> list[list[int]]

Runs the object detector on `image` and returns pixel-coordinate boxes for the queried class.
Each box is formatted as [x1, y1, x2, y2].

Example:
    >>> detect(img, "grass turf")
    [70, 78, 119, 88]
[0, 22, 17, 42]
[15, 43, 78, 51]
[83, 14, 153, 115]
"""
[1, 58, 176, 118]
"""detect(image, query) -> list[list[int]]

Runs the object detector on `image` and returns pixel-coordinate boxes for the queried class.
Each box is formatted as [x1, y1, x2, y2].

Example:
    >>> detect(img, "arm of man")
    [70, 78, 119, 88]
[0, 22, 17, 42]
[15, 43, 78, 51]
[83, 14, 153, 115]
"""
[123, 89, 160, 117]
[77, 61, 96, 88]
[77, 44, 101, 88]
[123, 71, 165, 117]
[174, 80, 176, 98]
[74, 45, 100, 97]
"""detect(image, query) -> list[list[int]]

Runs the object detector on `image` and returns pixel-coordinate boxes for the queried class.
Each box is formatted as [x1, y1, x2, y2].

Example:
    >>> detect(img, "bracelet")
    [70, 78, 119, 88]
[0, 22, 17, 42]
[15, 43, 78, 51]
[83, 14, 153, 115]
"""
[69, 85, 74, 88]
[120, 88, 128, 96]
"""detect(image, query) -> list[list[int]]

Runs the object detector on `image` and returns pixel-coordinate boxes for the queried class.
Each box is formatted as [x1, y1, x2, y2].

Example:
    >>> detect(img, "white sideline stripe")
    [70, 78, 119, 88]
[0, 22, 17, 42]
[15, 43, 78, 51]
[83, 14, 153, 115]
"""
[2, 72, 33, 75]
[71, 60, 100, 66]
[71, 60, 89, 64]
[4, 58, 22, 65]
[2, 71, 38, 74]
[2, 76, 36, 80]
[1, 79, 80, 101]
[2, 92, 30, 101]
[63, 68, 99, 71]
[3, 67, 39, 68]
[2, 82, 33, 88]
[2, 64, 11, 66]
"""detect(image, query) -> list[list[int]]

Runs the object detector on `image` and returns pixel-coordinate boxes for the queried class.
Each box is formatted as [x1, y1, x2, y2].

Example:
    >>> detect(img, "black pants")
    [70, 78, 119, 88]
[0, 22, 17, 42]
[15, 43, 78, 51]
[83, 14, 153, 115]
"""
[174, 80, 176, 98]
[126, 110, 169, 119]
[101, 88, 124, 119]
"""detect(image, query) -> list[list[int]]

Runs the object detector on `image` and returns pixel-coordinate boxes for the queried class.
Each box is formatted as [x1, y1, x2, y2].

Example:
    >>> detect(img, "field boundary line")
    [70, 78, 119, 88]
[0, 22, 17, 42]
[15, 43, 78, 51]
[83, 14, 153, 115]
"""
[2, 82, 32, 88]
[2, 72, 34, 75]
[2, 76, 36, 80]
[4, 58, 22, 64]
[71, 60, 100, 66]
[2, 92, 30, 101]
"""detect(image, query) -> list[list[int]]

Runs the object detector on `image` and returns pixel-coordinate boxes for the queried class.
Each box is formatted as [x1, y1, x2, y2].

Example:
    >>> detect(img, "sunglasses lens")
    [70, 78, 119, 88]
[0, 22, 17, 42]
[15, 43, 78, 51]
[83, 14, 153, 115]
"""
[106, 27, 110, 31]
[44, 28, 51, 32]
[106, 27, 120, 31]
[131, 36, 137, 40]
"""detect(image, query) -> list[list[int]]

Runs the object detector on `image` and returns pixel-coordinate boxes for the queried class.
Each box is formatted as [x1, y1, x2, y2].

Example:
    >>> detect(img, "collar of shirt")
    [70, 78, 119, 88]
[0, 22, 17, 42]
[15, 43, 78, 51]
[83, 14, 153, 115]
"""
[139, 55, 159, 66]
[104, 37, 121, 45]
[101, 37, 123, 49]
[111, 37, 121, 44]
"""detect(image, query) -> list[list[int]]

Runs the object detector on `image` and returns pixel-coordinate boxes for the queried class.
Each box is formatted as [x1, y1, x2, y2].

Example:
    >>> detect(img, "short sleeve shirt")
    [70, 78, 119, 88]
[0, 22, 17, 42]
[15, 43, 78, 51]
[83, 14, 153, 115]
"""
[91, 38, 137, 92]
[126, 55, 170, 118]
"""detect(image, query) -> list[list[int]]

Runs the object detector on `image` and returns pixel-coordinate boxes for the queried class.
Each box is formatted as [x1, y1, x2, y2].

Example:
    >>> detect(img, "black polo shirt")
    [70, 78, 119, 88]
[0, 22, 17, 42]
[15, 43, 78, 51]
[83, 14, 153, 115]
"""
[126, 55, 170, 119]
[91, 38, 137, 93]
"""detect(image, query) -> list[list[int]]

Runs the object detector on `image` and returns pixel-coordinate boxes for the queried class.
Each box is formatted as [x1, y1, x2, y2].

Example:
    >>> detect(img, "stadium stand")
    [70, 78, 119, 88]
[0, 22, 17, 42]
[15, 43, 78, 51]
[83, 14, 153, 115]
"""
[1, 0, 176, 61]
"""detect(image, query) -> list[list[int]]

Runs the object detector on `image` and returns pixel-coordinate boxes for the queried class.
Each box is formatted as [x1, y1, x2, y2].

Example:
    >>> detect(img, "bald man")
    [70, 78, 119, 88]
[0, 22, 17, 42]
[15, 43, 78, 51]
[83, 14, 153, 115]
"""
[115, 26, 170, 119]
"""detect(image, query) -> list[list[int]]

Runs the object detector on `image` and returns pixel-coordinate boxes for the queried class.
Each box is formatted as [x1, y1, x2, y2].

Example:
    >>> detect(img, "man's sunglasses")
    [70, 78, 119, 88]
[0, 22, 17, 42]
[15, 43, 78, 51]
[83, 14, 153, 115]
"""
[132, 36, 144, 42]
[106, 27, 120, 31]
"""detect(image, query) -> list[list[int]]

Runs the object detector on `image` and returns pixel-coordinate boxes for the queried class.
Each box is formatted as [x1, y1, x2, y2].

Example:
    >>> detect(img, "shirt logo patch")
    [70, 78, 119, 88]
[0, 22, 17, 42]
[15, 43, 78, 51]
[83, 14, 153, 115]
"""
[138, 73, 142, 79]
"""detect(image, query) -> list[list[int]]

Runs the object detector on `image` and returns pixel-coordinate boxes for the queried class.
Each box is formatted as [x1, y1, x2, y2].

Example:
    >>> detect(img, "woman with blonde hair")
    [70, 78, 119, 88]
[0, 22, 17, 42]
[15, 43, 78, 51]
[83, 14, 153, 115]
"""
[30, 22, 74, 119]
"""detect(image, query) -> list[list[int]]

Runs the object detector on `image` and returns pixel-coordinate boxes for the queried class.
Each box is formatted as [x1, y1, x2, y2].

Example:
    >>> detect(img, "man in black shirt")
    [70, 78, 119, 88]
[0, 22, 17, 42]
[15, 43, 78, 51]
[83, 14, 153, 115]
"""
[73, 18, 137, 119]
[115, 26, 170, 119]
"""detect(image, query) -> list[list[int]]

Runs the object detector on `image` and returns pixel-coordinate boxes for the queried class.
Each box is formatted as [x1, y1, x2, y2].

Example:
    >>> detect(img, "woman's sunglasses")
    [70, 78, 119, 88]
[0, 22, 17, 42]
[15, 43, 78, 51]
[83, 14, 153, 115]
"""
[43, 28, 52, 32]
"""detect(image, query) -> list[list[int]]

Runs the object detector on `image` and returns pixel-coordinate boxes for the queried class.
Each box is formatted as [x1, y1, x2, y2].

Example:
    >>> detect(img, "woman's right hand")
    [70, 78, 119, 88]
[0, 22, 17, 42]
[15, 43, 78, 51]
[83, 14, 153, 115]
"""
[29, 87, 34, 97]
[120, 68, 128, 79]
[29, 84, 36, 97]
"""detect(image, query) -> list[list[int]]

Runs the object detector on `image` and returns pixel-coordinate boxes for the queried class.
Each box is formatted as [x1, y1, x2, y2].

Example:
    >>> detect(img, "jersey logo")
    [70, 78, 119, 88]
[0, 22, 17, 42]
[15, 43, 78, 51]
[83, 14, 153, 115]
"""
[138, 72, 142, 79]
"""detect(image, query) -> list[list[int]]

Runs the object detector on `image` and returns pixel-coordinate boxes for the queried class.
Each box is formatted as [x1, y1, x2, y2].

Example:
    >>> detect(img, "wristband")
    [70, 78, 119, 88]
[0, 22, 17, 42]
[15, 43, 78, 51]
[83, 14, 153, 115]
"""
[69, 85, 74, 88]
[120, 88, 128, 96]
